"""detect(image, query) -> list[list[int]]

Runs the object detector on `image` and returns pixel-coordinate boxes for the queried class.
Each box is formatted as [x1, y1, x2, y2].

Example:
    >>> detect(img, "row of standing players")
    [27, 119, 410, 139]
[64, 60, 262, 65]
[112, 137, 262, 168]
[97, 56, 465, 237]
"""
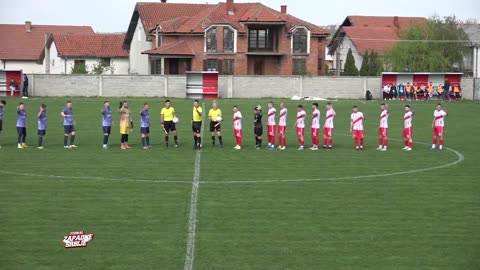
[0, 99, 448, 151]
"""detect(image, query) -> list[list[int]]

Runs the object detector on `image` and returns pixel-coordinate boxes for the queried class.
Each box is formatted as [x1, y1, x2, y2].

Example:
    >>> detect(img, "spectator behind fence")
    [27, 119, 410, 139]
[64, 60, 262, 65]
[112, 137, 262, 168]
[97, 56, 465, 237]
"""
[406, 82, 412, 101]
[425, 81, 434, 101]
[413, 83, 419, 100]
[443, 78, 451, 102]
[22, 74, 29, 99]
[390, 84, 397, 100]
[9, 79, 17, 96]
[398, 83, 406, 101]
[383, 84, 390, 100]
[453, 83, 461, 100]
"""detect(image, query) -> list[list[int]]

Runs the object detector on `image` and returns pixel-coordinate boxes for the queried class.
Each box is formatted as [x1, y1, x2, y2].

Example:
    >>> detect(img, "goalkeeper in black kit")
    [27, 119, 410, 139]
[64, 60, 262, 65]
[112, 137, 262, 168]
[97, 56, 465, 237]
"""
[254, 105, 263, 150]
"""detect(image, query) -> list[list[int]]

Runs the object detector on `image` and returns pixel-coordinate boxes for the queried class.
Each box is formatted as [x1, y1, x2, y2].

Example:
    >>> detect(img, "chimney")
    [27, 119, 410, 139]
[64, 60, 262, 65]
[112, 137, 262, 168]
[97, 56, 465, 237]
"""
[226, 0, 234, 15]
[393, 16, 400, 28]
[280, 5, 287, 14]
[25, 21, 32, 32]
[160, 0, 167, 3]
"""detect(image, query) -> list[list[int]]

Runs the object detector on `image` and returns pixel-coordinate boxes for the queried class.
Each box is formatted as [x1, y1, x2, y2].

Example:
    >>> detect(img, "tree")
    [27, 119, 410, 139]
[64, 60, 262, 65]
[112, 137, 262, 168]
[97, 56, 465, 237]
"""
[359, 51, 370, 76]
[384, 15, 469, 72]
[343, 48, 359, 76]
[369, 51, 383, 76]
[70, 62, 88, 74]
[90, 60, 115, 75]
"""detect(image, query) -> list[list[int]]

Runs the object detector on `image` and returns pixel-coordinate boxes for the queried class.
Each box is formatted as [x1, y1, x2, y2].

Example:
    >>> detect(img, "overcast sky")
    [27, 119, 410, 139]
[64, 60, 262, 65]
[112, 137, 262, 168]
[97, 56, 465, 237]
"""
[0, 0, 478, 32]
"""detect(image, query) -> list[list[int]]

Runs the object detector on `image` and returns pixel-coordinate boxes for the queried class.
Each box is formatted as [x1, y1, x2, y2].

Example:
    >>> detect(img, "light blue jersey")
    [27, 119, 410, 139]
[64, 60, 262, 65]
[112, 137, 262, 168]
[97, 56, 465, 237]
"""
[38, 111, 47, 130]
[140, 110, 150, 128]
[102, 107, 112, 127]
[63, 107, 74, 126]
[17, 109, 26, 128]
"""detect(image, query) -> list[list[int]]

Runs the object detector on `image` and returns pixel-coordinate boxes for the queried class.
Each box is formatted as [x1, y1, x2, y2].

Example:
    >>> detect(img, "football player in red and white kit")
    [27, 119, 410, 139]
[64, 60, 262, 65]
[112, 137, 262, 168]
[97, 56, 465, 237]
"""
[350, 106, 365, 150]
[432, 103, 448, 150]
[267, 101, 276, 150]
[277, 103, 287, 150]
[294, 105, 306, 150]
[377, 103, 389, 151]
[310, 103, 320, 151]
[403, 105, 414, 151]
[233, 105, 242, 150]
[323, 102, 335, 150]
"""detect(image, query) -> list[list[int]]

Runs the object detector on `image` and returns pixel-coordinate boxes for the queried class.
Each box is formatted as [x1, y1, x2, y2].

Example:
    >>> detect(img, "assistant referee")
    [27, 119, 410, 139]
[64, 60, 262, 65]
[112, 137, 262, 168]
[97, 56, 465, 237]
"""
[192, 99, 203, 150]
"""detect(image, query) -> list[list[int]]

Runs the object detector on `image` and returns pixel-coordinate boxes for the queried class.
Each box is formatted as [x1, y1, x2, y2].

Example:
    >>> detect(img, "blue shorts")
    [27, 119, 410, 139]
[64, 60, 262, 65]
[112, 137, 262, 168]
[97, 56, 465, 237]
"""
[141, 127, 150, 135]
[103, 126, 111, 134]
[64, 125, 75, 134]
[38, 130, 46, 136]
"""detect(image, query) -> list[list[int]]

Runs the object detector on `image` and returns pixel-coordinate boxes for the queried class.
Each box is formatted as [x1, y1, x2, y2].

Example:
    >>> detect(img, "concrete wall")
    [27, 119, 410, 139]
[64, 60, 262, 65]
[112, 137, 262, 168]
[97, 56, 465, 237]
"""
[29, 74, 477, 100]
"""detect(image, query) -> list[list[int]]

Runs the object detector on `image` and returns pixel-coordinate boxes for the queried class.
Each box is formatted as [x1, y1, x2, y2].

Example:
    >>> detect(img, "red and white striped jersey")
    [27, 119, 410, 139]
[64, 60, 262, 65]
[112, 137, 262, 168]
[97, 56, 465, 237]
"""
[404, 111, 413, 128]
[379, 109, 389, 128]
[279, 108, 288, 127]
[267, 108, 276, 126]
[312, 109, 320, 129]
[233, 111, 242, 130]
[296, 110, 306, 128]
[433, 110, 447, 127]
[351, 112, 364, 131]
[324, 109, 335, 128]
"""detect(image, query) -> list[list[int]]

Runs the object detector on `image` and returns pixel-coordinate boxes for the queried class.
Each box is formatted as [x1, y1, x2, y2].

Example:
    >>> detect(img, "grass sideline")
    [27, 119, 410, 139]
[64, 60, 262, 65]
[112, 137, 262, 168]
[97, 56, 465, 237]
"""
[0, 97, 479, 270]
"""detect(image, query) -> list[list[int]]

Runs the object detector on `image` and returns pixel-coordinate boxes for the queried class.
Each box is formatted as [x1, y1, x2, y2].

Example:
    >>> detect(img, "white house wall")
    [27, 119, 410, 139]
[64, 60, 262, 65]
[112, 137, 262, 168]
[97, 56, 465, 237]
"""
[111, 58, 129, 75]
[0, 60, 43, 74]
[332, 36, 363, 72]
[129, 17, 152, 75]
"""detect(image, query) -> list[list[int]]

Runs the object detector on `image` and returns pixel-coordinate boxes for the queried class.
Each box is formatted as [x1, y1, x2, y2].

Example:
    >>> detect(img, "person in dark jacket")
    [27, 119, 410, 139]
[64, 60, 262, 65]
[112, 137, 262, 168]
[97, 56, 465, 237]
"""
[253, 105, 263, 149]
[443, 78, 451, 102]
[22, 74, 29, 99]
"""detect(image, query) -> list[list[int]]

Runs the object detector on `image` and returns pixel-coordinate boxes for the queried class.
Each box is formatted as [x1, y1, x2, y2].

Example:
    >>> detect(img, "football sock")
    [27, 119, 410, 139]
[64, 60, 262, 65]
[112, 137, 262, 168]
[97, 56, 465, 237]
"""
[18, 134, 22, 144]
[146, 137, 150, 146]
[103, 135, 109, 145]
[384, 139, 388, 147]
[64, 135, 68, 146]
[258, 138, 262, 147]
[255, 137, 258, 146]
[440, 138, 444, 145]
[121, 134, 126, 144]
[328, 138, 333, 147]
[141, 137, 146, 147]
[194, 136, 198, 146]
[38, 135, 42, 146]
[433, 138, 437, 145]
[197, 137, 202, 147]
[409, 141, 413, 148]
[70, 135, 75, 145]
[323, 138, 327, 146]
[174, 136, 178, 145]
[212, 136, 215, 145]
[165, 136, 169, 145]
[219, 136, 223, 145]
[300, 138, 304, 146]
[125, 135, 129, 143]
[379, 138, 383, 146]
[360, 138, 364, 146]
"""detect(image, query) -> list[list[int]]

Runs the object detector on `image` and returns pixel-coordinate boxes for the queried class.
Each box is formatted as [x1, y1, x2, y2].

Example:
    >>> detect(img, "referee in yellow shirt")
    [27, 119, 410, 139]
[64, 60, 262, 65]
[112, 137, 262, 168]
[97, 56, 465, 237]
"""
[192, 100, 203, 150]
[208, 102, 223, 148]
[160, 100, 178, 148]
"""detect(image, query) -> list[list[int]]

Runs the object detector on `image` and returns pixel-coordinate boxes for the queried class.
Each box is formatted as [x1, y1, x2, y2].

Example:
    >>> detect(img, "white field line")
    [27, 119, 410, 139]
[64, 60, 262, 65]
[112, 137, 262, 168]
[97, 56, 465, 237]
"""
[183, 103, 204, 270]
[200, 136, 465, 184]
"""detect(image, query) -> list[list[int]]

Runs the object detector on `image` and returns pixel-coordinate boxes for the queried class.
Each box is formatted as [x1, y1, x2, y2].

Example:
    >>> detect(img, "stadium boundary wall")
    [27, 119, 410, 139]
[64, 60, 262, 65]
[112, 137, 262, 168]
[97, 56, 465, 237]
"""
[27, 74, 478, 100]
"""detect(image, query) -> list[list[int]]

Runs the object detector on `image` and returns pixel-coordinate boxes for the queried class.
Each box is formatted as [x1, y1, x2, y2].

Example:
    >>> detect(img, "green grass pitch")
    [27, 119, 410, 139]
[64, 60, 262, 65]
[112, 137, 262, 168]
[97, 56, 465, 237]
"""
[0, 97, 479, 270]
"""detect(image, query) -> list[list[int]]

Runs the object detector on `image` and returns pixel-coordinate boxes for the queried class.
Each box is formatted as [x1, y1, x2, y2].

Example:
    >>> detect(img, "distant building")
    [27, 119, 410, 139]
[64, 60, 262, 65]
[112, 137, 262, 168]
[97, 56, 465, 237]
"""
[461, 24, 480, 78]
[123, 0, 329, 76]
[0, 21, 94, 73]
[43, 33, 129, 74]
[328, 16, 427, 72]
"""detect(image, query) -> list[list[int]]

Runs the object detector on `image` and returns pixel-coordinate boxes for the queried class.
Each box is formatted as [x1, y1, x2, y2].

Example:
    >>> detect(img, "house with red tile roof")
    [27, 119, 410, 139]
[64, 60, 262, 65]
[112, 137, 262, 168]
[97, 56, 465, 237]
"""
[43, 33, 129, 74]
[328, 16, 427, 73]
[124, 0, 329, 75]
[0, 21, 94, 73]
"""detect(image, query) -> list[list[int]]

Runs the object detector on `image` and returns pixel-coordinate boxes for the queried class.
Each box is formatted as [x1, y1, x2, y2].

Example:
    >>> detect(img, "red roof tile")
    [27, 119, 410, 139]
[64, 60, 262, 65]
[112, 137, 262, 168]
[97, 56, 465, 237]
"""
[347, 16, 427, 29]
[0, 23, 94, 61]
[50, 33, 128, 58]
[142, 41, 194, 56]
[343, 27, 399, 54]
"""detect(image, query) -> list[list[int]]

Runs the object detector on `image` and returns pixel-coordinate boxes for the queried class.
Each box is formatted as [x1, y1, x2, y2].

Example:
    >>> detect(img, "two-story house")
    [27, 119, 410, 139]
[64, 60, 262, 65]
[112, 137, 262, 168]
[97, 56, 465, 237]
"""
[123, 0, 329, 76]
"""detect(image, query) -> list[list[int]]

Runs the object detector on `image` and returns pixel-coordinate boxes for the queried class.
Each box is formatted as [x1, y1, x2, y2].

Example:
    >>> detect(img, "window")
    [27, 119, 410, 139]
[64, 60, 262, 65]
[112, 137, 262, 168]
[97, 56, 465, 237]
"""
[223, 27, 234, 53]
[206, 28, 217, 53]
[249, 29, 273, 50]
[74, 60, 86, 72]
[100, 58, 111, 66]
[151, 59, 162, 75]
[223, 59, 234, 75]
[157, 34, 163, 47]
[292, 59, 307, 75]
[204, 59, 218, 71]
[293, 28, 308, 54]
